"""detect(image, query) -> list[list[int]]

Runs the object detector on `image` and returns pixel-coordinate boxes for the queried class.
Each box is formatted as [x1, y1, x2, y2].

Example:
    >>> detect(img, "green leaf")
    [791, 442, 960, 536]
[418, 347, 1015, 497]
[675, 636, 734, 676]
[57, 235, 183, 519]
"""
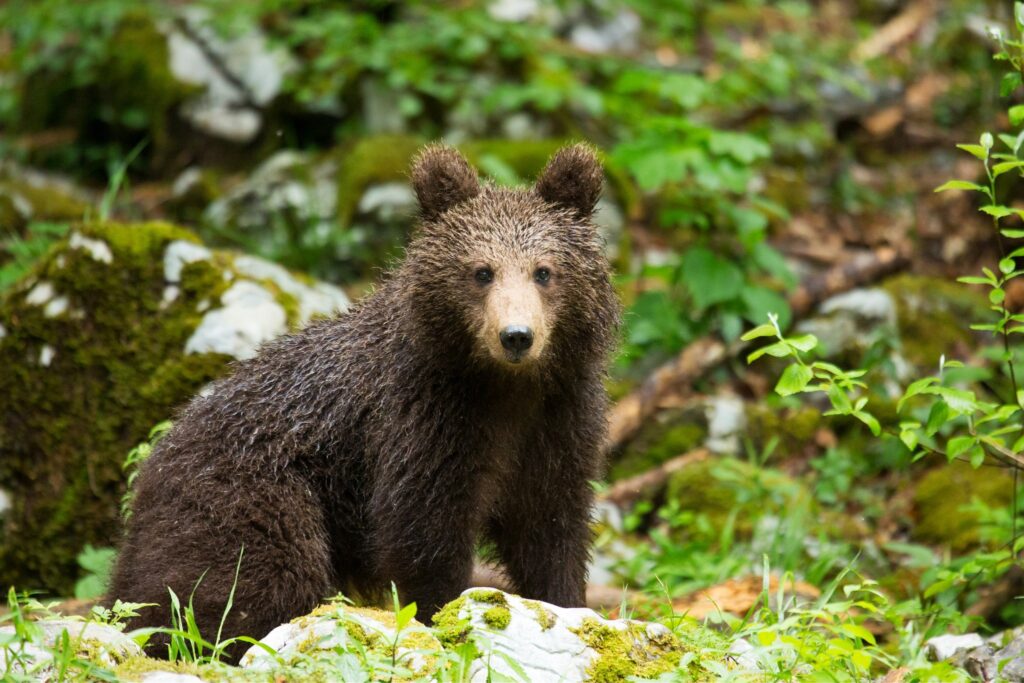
[679, 247, 744, 310]
[839, 623, 877, 645]
[993, 160, 1024, 176]
[854, 411, 881, 436]
[969, 445, 986, 468]
[396, 602, 417, 629]
[741, 323, 778, 341]
[956, 143, 988, 160]
[899, 428, 919, 452]
[990, 288, 1006, 305]
[747, 341, 793, 363]
[1011, 105, 1024, 127]
[981, 205, 1014, 218]
[981, 132, 995, 150]
[775, 364, 813, 396]
[1002, 229, 1024, 239]
[957, 275, 994, 285]
[827, 383, 853, 413]
[787, 334, 819, 353]
[925, 401, 949, 436]
[934, 180, 984, 192]
[1001, 258, 1016, 274]
[946, 435, 976, 459]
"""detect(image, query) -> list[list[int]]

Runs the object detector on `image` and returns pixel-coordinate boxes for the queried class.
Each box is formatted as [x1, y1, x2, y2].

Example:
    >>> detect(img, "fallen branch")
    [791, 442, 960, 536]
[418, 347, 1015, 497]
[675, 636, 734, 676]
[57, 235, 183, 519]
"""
[607, 247, 908, 453]
[600, 448, 710, 510]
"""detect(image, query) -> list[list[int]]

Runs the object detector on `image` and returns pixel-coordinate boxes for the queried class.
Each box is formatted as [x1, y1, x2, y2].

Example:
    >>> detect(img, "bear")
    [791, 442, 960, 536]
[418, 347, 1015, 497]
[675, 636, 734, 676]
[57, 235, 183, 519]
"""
[107, 143, 620, 660]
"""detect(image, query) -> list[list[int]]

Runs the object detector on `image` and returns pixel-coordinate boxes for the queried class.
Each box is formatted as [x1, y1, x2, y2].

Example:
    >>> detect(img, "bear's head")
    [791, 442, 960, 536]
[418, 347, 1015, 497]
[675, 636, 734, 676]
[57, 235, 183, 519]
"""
[404, 143, 619, 376]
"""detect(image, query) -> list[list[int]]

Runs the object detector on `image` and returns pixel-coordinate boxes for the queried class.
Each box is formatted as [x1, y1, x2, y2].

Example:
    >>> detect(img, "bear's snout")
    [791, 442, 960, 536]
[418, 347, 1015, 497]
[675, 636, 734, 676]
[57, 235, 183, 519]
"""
[499, 325, 534, 357]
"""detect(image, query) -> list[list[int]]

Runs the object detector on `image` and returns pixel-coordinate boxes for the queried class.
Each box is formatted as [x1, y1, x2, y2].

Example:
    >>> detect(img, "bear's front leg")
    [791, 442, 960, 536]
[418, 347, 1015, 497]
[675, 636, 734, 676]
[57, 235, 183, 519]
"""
[369, 460, 481, 618]
[489, 475, 594, 607]
[489, 391, 606, 607]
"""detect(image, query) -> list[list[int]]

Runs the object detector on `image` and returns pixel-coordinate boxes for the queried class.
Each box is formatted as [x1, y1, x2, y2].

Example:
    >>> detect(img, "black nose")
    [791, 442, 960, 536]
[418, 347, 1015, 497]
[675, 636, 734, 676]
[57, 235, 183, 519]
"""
[499, 325, 534, 353]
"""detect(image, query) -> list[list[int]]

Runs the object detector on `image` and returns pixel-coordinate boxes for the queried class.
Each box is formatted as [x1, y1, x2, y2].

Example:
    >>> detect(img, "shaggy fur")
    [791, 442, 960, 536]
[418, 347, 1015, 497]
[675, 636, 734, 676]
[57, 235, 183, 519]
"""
[107, 144, 620, 661]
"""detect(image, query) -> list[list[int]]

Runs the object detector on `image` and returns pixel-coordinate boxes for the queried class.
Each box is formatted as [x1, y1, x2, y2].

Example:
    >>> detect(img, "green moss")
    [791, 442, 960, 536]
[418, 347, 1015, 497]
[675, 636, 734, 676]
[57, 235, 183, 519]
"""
[0, 221, 317, 594]
[482, 606, 511, 630]
[114, 656, 206, 681]
[912, 461, 1014, 551]
[466, 589, 508, 605]
[523, 599, 557, 630]
[0, 177, 89, 231]
[745, 404, 822, 457]
[883, 274, 990, 368]
[610, 419, 706, 482]
[664, 457, 810, 539]
[431, 596, 471, 648]
[571, 617, 681, 682]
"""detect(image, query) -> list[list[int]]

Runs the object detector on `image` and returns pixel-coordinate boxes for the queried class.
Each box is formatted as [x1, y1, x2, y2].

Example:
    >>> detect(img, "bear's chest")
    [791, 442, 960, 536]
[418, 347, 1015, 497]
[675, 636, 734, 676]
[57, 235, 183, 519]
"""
[470, 392, 542, 512]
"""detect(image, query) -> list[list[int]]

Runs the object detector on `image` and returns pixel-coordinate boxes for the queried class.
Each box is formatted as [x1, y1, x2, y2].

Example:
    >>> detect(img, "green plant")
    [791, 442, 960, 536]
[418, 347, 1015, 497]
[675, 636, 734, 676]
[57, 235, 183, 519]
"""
[121, 420, 172, 520]
[0, 221, 69, 292]
[73, 544, 117, 600]
[740, 1, 1024, 638]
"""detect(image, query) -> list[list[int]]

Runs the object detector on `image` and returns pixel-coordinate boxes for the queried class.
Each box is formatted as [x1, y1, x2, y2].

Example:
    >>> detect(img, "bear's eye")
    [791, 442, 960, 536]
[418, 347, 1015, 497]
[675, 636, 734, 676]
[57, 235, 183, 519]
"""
[474, 267, 494, 284]
[533, 267, 551, 285]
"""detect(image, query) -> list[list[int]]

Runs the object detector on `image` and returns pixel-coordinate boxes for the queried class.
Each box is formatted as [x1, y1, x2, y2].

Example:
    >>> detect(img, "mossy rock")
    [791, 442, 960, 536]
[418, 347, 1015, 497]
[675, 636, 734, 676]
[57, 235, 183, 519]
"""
[664, 457, 811, 538]
[745, 404, 822, 458]
[0, 164, 91, 232]
[912, 461, 1015, 552]
[238, 600, 441, 678]
[883, 274, 990, 369]
[0, 221, 348, 595]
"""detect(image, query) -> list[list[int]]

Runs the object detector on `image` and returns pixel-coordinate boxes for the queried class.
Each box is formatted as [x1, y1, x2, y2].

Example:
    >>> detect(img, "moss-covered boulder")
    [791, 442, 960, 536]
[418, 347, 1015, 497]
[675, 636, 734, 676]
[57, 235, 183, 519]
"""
[664, 457, 812, 539]
[433, 589, 684, 682]
[883, 274, 990, 369]
[912, 461, 1015, 552]
[0, 221, 349, 595]
[0, 163, 91, 232]
[238, 600, 441, 679]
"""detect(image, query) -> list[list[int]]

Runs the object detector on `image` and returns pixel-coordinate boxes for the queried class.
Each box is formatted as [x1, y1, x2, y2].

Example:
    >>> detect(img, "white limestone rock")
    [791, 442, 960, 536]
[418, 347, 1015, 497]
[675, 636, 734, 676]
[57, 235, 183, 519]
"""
[0, 620, 142, 675]
[447, 589, 681, 683]
[185, 281, 288, 360]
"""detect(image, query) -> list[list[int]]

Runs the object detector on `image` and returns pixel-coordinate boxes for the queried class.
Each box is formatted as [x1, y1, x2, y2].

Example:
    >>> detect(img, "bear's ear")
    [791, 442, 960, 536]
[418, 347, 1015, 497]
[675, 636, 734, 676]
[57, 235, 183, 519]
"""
[411, 144, 480, 220]
[534, 143, 603, 218]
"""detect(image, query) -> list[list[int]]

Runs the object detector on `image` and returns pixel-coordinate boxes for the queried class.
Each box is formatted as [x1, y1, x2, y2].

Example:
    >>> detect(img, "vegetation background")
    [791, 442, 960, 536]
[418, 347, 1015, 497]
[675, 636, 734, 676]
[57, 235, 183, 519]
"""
[2, 0, 1024, 680]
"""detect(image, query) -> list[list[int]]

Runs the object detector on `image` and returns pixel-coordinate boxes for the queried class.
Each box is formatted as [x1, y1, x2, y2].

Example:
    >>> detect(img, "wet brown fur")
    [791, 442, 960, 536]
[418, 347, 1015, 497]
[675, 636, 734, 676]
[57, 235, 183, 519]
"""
[107, 144, 620, 661]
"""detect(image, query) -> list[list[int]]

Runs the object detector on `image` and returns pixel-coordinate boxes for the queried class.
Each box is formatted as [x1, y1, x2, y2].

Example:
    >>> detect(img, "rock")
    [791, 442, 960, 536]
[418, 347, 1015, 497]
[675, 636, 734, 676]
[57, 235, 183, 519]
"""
[797, 287, 898, 358]
[0, 619, 141, 675]
[357, 182, 418, 223]
[929, 628, 1024, 682]
[433, 589, 681, 682]
[569, 9, 642, 54]
[240, 601, 441, 678]
[912, 461, 1013, 552]
[184, 281, 287, 360]
[927, 633, 986, 663]
[704, 394, 747, 455]
[167, 7, 295, 142]
[203, 150, 339, 257]
[882, 274, 989, 369]
[0, 162, 92, 231]
[0, 222, 348, 594]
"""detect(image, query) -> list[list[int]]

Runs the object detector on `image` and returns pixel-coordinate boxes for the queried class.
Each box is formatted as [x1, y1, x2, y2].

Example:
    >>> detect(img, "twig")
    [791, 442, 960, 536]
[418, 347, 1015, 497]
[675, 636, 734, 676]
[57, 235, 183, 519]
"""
[599, 448, 710, 510]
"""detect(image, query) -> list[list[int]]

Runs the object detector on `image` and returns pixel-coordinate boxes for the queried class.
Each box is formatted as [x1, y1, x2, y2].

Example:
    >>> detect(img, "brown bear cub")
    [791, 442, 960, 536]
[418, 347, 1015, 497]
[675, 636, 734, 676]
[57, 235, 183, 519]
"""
[108, 143, 620, 659]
